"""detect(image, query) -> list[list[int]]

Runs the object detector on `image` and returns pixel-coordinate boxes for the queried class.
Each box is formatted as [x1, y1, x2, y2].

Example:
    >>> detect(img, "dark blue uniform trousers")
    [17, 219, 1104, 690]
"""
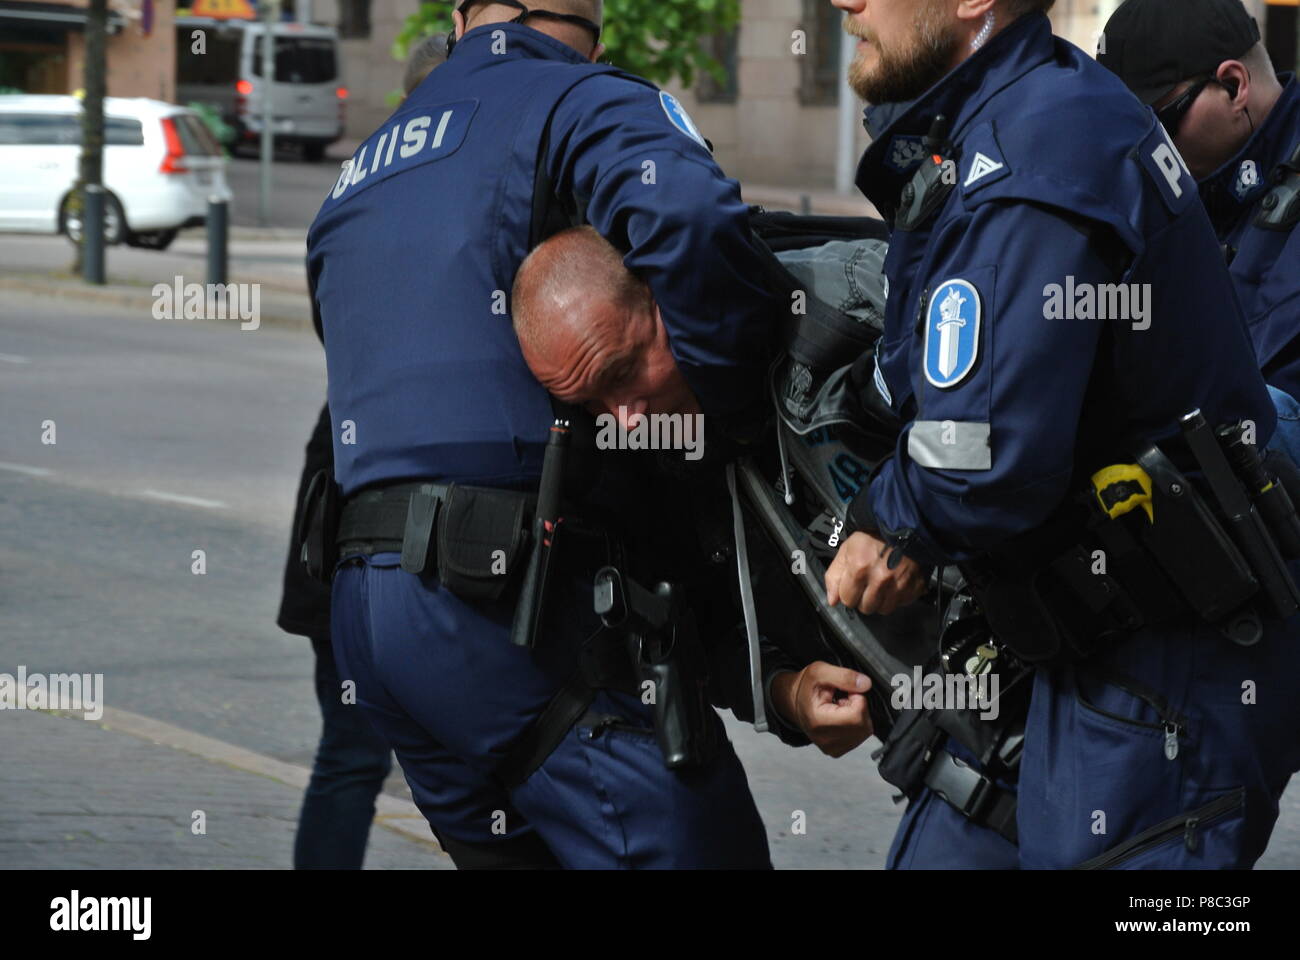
[889, 611, 1300, 869]
[330, 553, 771, 869]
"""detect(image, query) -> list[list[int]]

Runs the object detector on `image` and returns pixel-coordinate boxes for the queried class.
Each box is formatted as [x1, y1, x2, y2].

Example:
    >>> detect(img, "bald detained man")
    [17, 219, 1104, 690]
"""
[513, 226, 702, 429]
[512, 225, 877, 758]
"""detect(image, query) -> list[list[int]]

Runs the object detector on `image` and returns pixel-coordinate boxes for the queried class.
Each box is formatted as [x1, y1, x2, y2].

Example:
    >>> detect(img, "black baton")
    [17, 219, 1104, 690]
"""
[510, 419, 570, 648]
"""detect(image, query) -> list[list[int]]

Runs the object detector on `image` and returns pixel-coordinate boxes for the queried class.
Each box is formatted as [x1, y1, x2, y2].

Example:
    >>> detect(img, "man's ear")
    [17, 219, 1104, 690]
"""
[955, 0, 996, 23]
[588, 42, 606, 63]
[1217, 60, 1249, 107]
[453, 9, 467, 39]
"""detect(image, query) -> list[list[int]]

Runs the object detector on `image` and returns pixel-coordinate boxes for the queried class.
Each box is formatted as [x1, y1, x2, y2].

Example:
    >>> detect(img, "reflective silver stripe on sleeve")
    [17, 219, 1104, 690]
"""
[907, 420, 992, 470]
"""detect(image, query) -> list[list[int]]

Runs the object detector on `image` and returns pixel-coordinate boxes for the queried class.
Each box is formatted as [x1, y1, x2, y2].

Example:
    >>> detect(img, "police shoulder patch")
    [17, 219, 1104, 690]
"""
[959, 123, 1011, 196]
[922, 279, 981, 389]
[659, 91, 708, 149]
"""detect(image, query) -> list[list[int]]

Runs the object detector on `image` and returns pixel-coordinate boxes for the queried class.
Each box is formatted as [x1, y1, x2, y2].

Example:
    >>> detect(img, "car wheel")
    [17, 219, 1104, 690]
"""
[125, 229, 179, 251]
[302, 142, 327, 162]
[60, 190, 126, 246]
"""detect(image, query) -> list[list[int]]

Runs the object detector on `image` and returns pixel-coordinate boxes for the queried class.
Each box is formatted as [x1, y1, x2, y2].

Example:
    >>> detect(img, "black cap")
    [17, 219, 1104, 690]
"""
[1098, 0, 1262, 105]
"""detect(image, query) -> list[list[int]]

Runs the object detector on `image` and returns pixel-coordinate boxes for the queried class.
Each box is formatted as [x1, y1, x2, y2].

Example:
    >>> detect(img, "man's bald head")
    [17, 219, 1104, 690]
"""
[513, 226, 647, 358]
[512, 226, 700, 423]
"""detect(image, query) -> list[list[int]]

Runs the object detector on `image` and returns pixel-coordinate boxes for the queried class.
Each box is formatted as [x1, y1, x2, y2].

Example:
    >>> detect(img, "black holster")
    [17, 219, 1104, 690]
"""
[634, 610, 720, 770]
[965, 435, 1300, 664]
[434, 484, 532, 603]
[298, 467, 341, 584]
[592, 567, 719, 770]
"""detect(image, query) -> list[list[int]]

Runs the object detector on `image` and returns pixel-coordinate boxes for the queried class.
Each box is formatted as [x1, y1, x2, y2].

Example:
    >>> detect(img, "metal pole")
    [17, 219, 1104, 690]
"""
[259, 1, 276, 227]
[79, 0, 107, 282]
[83, 184, 105, 284]
[207, 196, 228, 286]
[835, 27, 858, 195]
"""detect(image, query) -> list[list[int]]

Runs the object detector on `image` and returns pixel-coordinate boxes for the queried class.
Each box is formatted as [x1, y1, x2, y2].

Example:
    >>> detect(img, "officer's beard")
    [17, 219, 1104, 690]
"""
[846, 2, 959, 105]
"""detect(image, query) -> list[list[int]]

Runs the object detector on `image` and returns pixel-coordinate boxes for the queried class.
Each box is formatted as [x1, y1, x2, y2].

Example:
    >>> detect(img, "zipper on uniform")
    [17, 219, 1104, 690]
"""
[1077, 667, 1189, 760]
[1163, 722, 1180, 760]
[1074, 788, 1246, 869]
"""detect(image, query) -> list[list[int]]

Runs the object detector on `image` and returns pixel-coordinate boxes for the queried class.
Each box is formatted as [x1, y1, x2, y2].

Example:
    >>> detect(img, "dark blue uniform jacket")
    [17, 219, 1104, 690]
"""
[849, 13, 1275, 566]
[307, 23, 775, 497]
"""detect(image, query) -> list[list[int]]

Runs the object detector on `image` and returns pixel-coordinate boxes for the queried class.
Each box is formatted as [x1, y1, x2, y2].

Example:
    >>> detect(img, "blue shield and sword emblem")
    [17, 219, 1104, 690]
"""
[923, 279, 981, 389]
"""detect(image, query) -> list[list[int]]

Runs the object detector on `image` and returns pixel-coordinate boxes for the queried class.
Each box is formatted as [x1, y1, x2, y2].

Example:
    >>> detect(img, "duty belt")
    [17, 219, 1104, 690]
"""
[335, 479, 642, 789]
[337, 481, 459, 559]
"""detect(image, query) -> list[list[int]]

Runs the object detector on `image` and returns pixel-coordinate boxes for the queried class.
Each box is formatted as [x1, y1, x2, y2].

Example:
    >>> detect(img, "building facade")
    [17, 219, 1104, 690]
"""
[0, 0, 176, 100]
[315, 0, 1286, 191]
[3, 0, 1286, 191]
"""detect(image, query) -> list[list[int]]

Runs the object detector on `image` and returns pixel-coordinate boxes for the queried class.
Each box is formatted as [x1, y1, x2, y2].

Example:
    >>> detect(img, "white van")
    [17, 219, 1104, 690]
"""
[0, 95, 231, 250]
[176, 18, 345, 161]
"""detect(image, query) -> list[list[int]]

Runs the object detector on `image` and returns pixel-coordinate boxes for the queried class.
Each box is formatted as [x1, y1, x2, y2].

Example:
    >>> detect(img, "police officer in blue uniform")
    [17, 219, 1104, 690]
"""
[1099, 0, 1300, 405]
[305, 1, 794, 868]
[825, 0, 1300, 868]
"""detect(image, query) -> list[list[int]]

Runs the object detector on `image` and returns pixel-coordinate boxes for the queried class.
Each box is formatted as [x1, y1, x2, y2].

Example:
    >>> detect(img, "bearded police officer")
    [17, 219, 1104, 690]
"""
[305, 1, 811, 869]
[1099, 0, 1300, 409]
[825, 0, 1300, 868]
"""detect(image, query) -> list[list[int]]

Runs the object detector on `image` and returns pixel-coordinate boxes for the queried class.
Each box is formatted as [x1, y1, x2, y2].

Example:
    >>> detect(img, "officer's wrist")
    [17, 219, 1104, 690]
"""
[844, 482, 941, 574]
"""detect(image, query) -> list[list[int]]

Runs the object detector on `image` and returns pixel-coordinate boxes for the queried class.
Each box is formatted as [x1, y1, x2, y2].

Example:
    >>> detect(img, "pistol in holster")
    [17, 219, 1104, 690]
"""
[593, 567, 720, 770]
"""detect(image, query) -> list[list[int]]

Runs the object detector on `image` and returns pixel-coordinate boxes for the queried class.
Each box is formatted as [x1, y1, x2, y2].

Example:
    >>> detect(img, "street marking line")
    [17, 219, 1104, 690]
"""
[140, 489, 227, 510]
[0, 353, 31, 364]
[44, 706, 448, 859]
[0, 461, 52, 477]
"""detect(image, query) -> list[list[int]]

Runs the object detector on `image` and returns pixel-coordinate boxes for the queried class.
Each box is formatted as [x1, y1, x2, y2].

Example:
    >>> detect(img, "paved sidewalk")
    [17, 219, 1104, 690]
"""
[0, 233, 313, 332]
[0, 708, 450, 870]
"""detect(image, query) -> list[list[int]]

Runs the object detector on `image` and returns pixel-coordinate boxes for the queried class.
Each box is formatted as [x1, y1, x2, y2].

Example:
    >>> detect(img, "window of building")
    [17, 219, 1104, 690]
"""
[338, 0, 372, 40]
[696, 28, 739, 104]
[799, 0, 843, 106]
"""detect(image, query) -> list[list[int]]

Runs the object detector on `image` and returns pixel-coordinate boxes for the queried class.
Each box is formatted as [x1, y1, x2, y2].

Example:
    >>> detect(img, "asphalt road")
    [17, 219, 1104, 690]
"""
[0, 289, 907, 869]
[224, 152, 343, 231]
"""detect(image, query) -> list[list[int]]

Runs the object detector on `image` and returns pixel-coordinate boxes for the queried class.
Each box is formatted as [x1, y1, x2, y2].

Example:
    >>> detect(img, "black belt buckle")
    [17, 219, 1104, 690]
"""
[924, 750, 993, 822]
[400, 484, 442, 576]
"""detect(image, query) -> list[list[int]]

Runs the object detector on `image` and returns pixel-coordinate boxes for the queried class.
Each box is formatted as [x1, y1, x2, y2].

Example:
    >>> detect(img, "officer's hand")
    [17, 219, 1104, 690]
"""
[771, 662, 873, 758]
[825, 531, 927, 616]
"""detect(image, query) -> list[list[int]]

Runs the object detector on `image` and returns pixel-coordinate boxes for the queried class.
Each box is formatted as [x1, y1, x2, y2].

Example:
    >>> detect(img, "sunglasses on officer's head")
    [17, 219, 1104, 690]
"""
[1155, 77, 1214, 138]
[455, 0, 602, 46]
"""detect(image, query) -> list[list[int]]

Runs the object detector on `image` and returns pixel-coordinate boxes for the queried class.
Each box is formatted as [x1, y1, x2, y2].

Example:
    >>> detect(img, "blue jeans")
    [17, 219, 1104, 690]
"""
[293, 635, 394, 870]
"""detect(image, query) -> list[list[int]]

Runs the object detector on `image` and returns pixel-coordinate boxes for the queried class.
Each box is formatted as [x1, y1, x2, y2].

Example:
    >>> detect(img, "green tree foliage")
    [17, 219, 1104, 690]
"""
[392, 0, 740, 89]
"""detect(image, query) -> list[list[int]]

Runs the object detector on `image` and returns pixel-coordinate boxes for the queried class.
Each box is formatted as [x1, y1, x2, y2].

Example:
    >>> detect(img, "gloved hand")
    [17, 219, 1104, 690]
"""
[770, 661, 873, 758]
